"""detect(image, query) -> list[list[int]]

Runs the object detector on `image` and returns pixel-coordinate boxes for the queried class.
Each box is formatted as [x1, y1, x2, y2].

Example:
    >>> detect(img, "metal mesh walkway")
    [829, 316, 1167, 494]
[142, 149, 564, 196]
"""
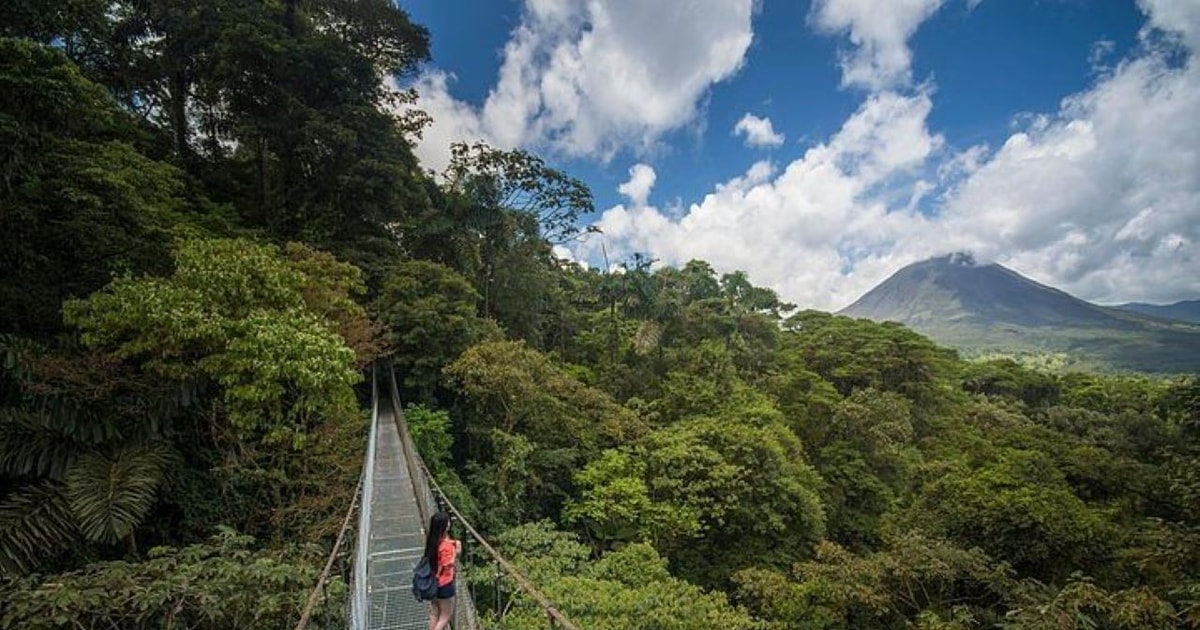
[349, 366, 481, 630]
[342, 362, 579, 630]
[363, 399, 428, 629]
[348, 371, 429, 630]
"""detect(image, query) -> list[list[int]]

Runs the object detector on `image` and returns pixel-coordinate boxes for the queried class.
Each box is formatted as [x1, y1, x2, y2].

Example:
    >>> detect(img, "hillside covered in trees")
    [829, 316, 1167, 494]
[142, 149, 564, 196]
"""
[1, 2, 1198, 628]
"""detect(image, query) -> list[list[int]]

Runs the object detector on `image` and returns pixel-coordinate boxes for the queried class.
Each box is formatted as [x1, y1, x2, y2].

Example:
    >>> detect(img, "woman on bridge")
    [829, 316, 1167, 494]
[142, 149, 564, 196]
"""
[422, 511, 461, 630]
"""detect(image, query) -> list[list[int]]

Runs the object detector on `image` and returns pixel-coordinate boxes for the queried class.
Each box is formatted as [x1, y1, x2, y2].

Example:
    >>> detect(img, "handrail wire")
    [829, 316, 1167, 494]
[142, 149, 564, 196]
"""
[383, 363, 581, 630]
[294, 472, 363, 630]
[413, 454, 579, 630]
[382, 363, 482, 630]
[349, 364, 380, 630]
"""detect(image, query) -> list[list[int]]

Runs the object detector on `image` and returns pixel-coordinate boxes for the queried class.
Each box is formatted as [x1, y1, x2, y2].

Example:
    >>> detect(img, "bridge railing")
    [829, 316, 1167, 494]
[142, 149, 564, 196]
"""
[348, 366, 379, 629]
[383, 364, 483, 630]
[383, 363, 581, 630]
[310, 362, 581, 629]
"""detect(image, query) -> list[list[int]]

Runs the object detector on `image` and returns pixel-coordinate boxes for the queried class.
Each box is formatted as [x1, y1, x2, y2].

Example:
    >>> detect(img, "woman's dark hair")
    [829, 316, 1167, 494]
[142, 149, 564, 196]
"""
[422, 511, 451, 571]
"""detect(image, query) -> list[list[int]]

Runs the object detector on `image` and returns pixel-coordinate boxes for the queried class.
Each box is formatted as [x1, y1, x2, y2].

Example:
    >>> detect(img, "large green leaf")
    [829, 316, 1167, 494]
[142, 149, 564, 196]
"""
[64, 443, 170, 545]
[0, 480, 76, 576]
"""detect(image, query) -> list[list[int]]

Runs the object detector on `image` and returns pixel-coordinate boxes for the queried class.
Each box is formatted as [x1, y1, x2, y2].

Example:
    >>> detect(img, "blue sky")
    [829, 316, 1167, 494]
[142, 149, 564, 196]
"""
[400, 0, 1199, 310]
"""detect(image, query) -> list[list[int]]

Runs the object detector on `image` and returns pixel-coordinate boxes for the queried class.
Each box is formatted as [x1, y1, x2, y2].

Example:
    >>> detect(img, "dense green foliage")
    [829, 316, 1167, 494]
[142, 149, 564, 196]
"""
[0, 0, 421, 624]
[0, 38, 195, 336]
[444, 264, 1198, 629]
[2, 2, 1198, 629]
[375, 260, 501, 400]
[0, 528, 339, 629]
[65, 238, 363, 448]
[479, 522, 759, 629]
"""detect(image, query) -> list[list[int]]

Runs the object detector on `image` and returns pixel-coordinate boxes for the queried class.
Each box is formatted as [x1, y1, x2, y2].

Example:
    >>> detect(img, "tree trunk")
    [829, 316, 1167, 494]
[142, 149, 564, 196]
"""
[169, 71, 190, 159]
[283, 0, 298, 34]
[258, 136, 269, 224]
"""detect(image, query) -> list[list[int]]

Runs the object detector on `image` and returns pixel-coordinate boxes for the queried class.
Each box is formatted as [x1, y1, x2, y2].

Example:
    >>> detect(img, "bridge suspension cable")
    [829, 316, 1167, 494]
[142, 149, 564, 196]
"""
[381, 364, 581, 630]
[295, 472, 362, 630]
[341, 362, 582, 629]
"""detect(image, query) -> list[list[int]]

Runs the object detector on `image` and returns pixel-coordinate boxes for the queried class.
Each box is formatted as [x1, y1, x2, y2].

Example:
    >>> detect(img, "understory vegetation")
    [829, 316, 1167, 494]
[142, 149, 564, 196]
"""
[1, 2, 1197, 628]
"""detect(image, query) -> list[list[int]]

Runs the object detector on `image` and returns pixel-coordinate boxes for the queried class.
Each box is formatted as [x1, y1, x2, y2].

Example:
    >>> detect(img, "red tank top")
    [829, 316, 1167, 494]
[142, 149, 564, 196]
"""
[436, 537, 457, 586]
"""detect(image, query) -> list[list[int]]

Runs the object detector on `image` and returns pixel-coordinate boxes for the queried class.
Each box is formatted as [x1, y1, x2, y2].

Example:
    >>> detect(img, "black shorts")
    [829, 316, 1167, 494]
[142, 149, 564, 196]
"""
[436, 581, 456, 599]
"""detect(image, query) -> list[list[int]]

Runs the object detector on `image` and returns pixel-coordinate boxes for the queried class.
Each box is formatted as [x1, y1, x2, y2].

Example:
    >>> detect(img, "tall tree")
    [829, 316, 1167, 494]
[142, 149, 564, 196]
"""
[0, 39, 198, 337]
[374, 260, 500, 401]
[440, 142, 594, 245]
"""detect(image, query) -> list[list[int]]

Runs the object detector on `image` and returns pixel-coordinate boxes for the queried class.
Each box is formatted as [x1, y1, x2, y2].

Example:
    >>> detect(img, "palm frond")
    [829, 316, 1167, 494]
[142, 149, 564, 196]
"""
[0, 334, 43, 381]
[65, 443, 171, 545]
[0, 480, 77, 576]
[633, 321, 663, 356]
[32, 393, 119, 445]
[0, 408, 82, 479]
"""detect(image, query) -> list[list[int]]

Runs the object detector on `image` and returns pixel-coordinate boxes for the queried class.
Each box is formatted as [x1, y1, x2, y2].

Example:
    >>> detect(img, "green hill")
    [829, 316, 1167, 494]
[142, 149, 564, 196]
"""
[1113, 299, 1200, 324]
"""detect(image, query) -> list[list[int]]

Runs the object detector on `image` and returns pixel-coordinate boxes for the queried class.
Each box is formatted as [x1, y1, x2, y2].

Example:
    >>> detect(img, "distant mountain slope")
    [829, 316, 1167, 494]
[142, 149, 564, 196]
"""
[1113, 300, 1200, 324]
[839, 254, 1200, 373]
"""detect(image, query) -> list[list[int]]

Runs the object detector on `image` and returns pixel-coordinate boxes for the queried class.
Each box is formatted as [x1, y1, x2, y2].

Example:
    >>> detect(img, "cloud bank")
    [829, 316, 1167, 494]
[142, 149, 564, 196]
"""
[409, 0, 1199, 309]
[585, 0, 1200, 309]
[586, 90, 945, 310]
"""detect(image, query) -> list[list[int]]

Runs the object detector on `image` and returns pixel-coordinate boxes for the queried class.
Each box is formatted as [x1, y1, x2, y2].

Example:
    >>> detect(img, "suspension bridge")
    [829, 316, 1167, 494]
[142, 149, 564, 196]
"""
[296, 363, 580, 630]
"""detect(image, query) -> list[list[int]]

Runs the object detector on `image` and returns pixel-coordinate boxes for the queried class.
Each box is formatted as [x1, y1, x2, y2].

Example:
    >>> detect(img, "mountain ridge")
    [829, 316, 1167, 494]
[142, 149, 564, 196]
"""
[839, 254, 1200, 373]
[1112, 299, 1200, 324]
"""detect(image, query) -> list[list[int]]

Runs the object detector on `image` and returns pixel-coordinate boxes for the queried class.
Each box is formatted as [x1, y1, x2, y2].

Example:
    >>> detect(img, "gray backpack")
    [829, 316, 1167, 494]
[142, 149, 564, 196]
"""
[412, 556, 438, 601]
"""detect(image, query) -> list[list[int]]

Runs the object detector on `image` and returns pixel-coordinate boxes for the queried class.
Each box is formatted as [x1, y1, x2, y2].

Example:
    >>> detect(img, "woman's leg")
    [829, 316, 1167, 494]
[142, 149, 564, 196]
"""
[433, 596, 456, 630]
[428, 601, 439, 629]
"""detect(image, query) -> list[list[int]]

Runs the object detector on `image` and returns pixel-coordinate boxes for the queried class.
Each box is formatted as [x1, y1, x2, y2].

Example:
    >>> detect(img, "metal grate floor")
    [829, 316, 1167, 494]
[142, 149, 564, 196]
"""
[364, 404, 430, 630]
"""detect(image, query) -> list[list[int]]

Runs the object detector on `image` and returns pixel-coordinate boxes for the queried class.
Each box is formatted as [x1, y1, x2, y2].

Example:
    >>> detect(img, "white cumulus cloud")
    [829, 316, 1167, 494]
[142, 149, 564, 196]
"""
[930, 51, 1200, 305]
[809, 0, 950, 90]
[583, 90, 944, 311]
[407, 0, 757, 171]
[733, 113, 786, 147]
[617, 164, 657, 206]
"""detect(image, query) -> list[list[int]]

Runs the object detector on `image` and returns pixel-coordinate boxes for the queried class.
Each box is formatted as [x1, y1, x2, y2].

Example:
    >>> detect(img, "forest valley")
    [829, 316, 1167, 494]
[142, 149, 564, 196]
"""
[1, 2, 1198, 628]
